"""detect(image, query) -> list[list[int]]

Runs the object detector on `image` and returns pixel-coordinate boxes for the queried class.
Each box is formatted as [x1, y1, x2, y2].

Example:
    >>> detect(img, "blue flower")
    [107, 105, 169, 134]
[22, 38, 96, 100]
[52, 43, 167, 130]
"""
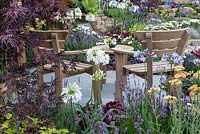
[161, 52, 183, 65]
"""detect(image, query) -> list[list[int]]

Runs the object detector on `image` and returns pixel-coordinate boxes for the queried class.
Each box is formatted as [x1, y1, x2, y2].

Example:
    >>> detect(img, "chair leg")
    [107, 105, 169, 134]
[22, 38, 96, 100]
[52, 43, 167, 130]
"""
[55, 64, 63, 97]
[37, 66, 44, 97]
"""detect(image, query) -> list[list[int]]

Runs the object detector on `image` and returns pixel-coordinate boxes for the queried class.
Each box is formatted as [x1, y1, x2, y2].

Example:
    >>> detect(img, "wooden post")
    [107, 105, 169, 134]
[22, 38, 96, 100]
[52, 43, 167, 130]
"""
[92, 65, 102, 104]
[146, 32, 153, 87]
[115, 52, 126, 102]
[33, 47, 44, 98]
[51, 33, 62, 97]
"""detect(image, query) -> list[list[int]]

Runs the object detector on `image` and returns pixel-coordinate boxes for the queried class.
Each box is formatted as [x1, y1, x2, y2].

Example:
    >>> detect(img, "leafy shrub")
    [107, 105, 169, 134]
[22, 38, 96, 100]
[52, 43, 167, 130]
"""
[81, 0, 99, 14]
[65, 25, 98, 51]
[0, 113, 69, 134]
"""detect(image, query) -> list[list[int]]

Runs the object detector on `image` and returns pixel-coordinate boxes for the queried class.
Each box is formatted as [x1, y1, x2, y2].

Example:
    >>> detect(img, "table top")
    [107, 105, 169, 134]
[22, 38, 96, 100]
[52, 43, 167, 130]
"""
[111, 45, 134, 55]
[93, 45, 134, 55]
[93, 45, 114, 54]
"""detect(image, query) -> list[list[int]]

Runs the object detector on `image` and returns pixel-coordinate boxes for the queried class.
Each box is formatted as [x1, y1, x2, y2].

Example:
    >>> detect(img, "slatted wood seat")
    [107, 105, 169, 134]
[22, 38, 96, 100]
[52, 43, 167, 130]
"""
[123, 29, 189, 87]
[32, 30, 94, 96]
[124, 61, 173, 76]
[43, 60, 92, 76]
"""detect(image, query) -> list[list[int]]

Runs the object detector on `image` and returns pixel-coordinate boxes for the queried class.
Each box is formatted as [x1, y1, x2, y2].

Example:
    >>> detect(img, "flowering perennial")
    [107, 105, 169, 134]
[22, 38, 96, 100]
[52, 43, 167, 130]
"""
[62, 83, 82, 103]
[193, 70, 200, 79]
[168, 79, 182, 86]
[55, 7, 82, 24]
[188, 84, 200, 97]
[85, 13, 95, 22]
[91, 69, 105, 81]
[164, 95, 177, 105]
[104, 37, 117, 46]
[161, 52, 183, 65]
[147, 87, 161, 96]
[133, 49, 157, 62]
[87, 48, 110, 65]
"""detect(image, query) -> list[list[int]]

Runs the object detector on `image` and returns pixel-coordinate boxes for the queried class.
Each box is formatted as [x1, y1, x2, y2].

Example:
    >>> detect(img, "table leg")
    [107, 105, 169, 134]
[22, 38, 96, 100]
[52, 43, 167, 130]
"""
[115, 53, 128, 101]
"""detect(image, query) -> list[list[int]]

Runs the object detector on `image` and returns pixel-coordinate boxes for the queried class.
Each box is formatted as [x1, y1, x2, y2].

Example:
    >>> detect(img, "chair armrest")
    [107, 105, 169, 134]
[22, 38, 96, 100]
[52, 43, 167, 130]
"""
[60, 49, 88, 56]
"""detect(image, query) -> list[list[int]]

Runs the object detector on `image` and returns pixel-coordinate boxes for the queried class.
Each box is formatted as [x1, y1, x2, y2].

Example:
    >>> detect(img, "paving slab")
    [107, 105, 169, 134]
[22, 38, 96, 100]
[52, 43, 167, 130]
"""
[43, 71, 166, 105]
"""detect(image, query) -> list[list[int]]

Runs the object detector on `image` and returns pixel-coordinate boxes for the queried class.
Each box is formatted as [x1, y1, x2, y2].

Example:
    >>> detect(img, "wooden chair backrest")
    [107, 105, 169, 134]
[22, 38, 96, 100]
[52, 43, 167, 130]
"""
[135, 29, 189, 57]
[32, 30, 88, 55]
[134, 29, 189, 87]
[32, 30, 68, 53]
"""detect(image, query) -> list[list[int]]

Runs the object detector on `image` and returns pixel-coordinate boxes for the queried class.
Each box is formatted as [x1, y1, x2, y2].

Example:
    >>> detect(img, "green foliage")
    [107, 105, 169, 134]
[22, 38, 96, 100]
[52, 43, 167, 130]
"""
[56, 101, 79, 133]
[104, 8, 131, 24]
[81, 0, 99, 14]
[128, 23, 146, 33]
[0, 113, 70, 134]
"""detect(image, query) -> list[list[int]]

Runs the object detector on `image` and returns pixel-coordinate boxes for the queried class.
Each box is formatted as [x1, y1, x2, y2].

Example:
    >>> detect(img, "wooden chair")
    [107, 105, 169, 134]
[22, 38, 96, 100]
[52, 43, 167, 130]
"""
[123, 29, 189, 87]
[33, 30, 94, 97]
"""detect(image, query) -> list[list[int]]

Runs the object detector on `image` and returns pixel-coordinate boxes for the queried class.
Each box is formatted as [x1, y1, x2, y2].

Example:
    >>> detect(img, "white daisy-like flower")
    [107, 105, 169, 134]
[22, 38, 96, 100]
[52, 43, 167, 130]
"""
[62, 83, 82, 103]
[87, 48, 110, 65]
[74, 7, 82, 19]
[85, 13, 96, 22]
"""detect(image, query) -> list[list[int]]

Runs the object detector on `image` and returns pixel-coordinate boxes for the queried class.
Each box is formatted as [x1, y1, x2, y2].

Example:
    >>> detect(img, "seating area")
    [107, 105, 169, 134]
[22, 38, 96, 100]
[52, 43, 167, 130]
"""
[1, 0, 200, 133]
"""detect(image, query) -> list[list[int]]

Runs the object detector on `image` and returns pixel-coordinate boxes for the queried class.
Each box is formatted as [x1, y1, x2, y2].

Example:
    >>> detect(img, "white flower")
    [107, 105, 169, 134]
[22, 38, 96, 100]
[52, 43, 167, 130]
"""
[91, 69, 105, 81]
[104, 37, 117, 46]
[66, 10, 74, 20]
[109, 0, 118, 8]
[74, 7, 82, 19]
[117, 2, 127, 9]
[54, 12, 61, 21]
[86, 13, 96, 22]
[193, 58, 200, 65]
[62, 83, 82, 103]
[87, 48, 110, 65]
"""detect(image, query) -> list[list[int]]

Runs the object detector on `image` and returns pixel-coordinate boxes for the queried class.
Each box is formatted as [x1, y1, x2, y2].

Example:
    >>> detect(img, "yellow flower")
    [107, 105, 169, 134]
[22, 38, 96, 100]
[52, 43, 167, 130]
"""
[193, 71, 200, 79]
[169, 79, 182, 86]
[164, 95, 171, 100]
[164, 95, 177, 104]
[147, 89, 153, 96]
[189, 92, 196, 97]
[174, 71, 189, 79]
[147, 87, 161, 96]
[35, 18, 40, 22]
[188, 84, 198, 92]
[173, 66, 185, 72]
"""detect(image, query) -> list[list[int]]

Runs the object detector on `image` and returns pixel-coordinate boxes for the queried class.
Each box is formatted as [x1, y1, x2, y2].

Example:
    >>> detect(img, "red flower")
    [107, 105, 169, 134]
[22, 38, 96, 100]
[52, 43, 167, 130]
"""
[192, 48, 200, 59]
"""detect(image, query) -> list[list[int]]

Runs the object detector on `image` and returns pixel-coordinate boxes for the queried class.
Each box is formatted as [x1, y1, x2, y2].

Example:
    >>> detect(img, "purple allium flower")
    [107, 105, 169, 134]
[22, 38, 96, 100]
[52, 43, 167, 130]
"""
[133, 49, 157, 62]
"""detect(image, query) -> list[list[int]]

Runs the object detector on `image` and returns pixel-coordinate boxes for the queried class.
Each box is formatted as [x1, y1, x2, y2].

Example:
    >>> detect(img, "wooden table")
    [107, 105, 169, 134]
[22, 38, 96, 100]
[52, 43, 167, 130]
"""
[93, 45, 134, 101]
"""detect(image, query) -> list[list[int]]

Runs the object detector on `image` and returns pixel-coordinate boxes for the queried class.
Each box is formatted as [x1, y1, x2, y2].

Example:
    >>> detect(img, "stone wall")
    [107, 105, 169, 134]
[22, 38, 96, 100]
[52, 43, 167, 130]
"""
[91, 14, 115, 33]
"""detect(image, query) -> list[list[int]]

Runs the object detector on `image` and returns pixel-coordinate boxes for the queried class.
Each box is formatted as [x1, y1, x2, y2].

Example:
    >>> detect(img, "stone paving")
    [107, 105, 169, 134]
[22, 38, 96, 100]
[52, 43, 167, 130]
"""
[44, 70, 166, 105]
